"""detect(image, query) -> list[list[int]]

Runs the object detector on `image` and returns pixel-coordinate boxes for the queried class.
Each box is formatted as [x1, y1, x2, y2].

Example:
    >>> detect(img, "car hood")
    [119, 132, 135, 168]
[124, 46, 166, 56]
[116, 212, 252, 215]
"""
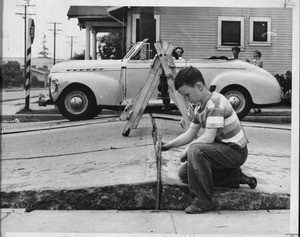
[50, 59, 123, 73]
[187, 58, 248, 68]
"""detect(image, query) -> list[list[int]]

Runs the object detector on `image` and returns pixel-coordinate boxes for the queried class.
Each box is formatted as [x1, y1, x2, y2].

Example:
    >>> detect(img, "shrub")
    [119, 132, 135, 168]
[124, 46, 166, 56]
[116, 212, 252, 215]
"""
[31, 75, 45, 87]
[1, 61, 24, 87]
[274, 70, 292, 97]
[98, 33, 126, 59]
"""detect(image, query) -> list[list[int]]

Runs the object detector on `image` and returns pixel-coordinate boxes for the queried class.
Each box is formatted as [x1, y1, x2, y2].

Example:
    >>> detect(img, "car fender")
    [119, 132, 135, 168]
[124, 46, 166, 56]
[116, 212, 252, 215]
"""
[50, 72, 124, 105]
[210, 69, 281, 105]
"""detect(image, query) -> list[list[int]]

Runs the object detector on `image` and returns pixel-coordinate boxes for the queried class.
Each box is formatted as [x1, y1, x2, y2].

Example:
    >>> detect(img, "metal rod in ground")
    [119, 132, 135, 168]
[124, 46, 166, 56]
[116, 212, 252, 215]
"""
[156, 133, 162, 210]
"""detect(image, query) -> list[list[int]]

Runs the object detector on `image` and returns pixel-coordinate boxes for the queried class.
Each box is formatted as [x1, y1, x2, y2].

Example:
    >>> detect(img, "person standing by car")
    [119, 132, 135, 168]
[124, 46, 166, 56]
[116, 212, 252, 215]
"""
[247, 50, 263, 114]
[228, 46, 241, 60]
[246, 50, 263, 68]
[172, 46, 184, 59]
[252, 50, 263, 68]
[161, 66, 257, 214]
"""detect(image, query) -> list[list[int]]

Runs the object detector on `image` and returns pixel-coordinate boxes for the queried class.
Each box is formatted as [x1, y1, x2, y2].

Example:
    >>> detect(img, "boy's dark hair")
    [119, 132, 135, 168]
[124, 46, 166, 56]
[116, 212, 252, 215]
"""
[174, 66, 205, 90]
[172, 46, 184, 59]
[232, 46, 240, 53]
[174, 46, 184, 54]
[254, 50, 262, 58]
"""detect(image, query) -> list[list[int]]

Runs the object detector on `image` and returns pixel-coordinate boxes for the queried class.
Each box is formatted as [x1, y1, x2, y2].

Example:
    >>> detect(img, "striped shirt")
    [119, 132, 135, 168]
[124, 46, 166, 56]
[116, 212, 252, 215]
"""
[190, 92, 249, 148]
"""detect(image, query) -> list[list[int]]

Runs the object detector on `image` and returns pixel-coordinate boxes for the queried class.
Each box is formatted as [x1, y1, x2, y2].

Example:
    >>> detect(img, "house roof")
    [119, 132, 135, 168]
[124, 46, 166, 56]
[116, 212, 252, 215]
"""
[67, 6, 127, 32]
[67, 6, 110, 19]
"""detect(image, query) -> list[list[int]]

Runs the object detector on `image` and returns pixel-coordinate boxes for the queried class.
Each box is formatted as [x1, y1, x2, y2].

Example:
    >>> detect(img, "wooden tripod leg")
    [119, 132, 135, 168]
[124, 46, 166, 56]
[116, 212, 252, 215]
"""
[167, 78, 191, 129]
[122, 56, 162, 136]
[121, 41, 190, 136]
[155, 42, 191, 129]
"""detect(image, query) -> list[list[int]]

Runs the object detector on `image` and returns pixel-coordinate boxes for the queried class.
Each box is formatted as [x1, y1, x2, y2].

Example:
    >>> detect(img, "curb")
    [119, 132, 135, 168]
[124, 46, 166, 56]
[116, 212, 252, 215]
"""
[0, 183, 157, 212]
[1, 114, 64, 123]
[0, 183, 289, 211]
[160, 184, 289, 211]
[1, 111, 292, 124]
[242, 115, 291, 124]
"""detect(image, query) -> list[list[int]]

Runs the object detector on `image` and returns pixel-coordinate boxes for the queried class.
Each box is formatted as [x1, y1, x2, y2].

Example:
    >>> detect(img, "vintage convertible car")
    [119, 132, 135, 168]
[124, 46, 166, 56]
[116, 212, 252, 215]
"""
[39, 40, 282, 121]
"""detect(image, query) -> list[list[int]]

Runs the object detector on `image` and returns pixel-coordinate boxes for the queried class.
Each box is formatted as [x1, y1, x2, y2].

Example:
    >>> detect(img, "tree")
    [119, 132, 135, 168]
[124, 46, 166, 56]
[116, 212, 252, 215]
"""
[31, 75, 44, 87]
[38, 34, 51, 58]
[98, 33, 126, 59]
[0, 61, 24, 87]
[72, 51, 89, 60]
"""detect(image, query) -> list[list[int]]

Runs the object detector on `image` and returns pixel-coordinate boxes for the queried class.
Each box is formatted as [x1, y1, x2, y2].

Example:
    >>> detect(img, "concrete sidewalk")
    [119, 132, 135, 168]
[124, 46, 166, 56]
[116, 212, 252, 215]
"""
[1, 208, 290, 236]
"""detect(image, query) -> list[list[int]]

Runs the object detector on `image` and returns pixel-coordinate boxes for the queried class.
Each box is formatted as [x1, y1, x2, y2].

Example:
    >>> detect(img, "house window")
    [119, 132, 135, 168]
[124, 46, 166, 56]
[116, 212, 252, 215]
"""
[250, 17, 272, 46]
[132, 14, 160, 43]
[217, 17, 244, 50]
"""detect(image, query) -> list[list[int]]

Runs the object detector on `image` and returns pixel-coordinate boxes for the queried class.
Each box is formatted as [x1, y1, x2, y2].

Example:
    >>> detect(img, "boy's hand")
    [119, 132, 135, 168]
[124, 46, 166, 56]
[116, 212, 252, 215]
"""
[161, 142, 170, 151]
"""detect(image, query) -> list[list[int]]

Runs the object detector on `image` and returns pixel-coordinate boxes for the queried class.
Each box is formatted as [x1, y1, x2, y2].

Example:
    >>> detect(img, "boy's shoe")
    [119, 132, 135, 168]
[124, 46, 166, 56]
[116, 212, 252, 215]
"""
[240, 169, 257, 189]
[249, 177, 257, 189]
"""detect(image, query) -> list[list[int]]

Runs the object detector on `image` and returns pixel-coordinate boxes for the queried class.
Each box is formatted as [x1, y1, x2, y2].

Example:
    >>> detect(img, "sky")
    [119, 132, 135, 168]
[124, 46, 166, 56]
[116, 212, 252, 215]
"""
[2, 0, 109, 59]
[1, 0, 290, 60]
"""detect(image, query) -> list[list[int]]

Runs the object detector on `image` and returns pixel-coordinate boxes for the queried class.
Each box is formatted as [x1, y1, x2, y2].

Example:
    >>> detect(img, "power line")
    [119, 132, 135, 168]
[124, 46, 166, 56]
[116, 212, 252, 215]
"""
[15, 0, 35, 74]
[47, 22, 62, 65]
[66, 36, 78, 59]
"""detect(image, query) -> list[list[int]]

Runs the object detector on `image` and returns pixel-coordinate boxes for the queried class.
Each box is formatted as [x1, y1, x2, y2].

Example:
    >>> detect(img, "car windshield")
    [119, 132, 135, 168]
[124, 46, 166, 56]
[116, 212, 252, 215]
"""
[123, 39, 147, 60]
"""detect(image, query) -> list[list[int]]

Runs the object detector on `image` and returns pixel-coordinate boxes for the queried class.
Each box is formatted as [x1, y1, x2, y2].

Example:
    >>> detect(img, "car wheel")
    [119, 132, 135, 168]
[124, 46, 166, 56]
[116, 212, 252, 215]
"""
[221, 87, 252, 120]
[58, 86, 98, 121]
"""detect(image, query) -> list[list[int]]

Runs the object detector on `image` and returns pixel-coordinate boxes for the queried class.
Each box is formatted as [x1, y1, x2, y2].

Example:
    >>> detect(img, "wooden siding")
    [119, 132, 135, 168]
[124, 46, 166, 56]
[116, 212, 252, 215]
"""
[155, 7, 292, 75]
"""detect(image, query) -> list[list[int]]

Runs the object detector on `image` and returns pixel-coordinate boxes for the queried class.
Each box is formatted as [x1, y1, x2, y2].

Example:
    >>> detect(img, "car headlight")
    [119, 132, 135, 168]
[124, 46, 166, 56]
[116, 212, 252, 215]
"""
[50, 79, 60, 94]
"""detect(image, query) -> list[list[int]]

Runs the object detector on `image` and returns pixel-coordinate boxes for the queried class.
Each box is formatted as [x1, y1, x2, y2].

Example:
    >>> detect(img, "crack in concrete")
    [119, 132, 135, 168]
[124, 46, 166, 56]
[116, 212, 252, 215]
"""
[150, 114, 158, 144]
[1, 143, 154, 161]
[150, 114, 163, 210]
[170, 213, 178, 234]
[1, 116, 120, 135]
[0, 211, 13, 221]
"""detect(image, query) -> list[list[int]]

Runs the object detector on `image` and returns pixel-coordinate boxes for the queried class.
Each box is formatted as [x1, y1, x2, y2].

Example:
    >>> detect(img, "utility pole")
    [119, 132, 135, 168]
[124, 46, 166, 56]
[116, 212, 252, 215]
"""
[16, 0, 35, 83]
[66, 36, 78, 59]
[16, 0, 35, 111]
[48, 22, 62, 65]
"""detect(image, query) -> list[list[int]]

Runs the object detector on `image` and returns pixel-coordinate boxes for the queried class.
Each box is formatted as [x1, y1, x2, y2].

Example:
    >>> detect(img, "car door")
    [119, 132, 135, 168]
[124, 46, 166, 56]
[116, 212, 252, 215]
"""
[125, 59, 153, 101]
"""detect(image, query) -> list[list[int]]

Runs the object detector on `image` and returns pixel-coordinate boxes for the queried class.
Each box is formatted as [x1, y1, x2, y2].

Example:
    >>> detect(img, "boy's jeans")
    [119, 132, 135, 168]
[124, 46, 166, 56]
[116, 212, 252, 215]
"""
[178, 142, 248, 210]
